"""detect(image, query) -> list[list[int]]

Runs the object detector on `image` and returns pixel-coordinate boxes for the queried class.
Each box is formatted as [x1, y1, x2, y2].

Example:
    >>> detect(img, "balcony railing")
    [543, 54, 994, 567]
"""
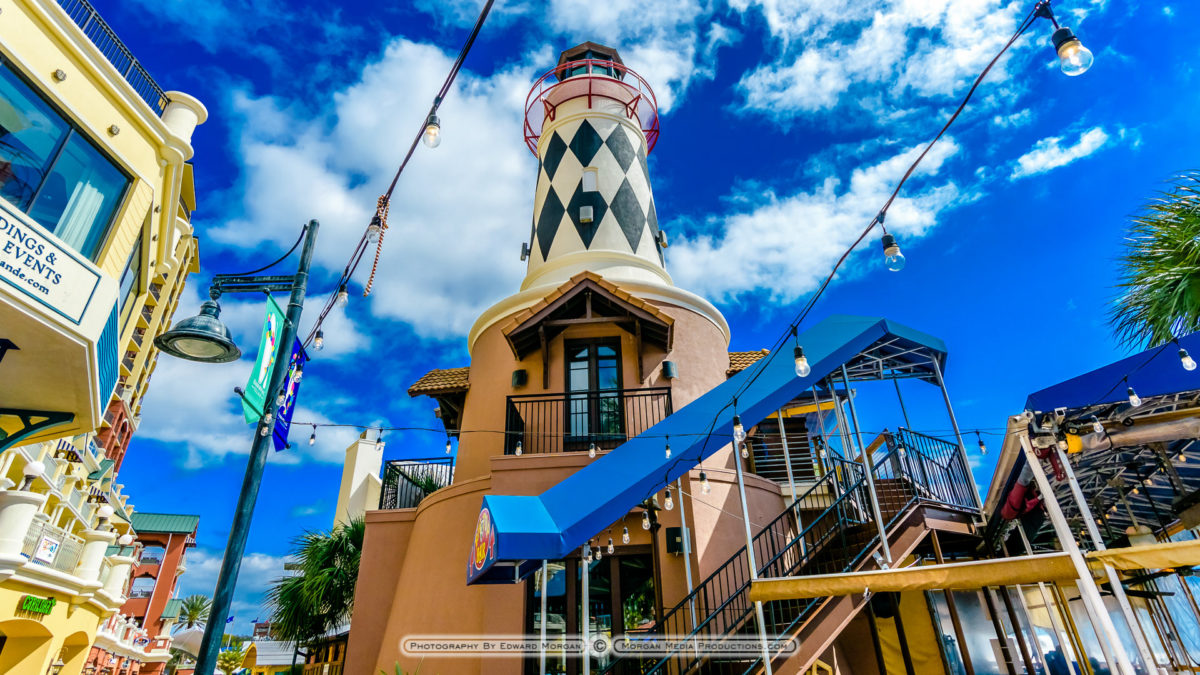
[504, 387, 672, 455]
[54, 0, 167, 112]
[22, 520, 84, 574]
[379, 458, 455, 510]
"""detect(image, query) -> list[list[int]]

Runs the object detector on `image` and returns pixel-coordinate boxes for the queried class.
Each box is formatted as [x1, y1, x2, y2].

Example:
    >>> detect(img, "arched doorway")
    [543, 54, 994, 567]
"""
[60, 630, 91, 673]
[0, 617, 55, 673]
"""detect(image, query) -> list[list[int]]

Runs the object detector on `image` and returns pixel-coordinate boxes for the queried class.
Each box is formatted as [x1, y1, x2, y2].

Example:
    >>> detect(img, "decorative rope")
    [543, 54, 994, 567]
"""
[363, 195, 390, 297]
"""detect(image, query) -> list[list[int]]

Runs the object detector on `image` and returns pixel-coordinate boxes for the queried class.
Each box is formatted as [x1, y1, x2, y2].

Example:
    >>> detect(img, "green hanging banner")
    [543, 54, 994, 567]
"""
[242, 295, 286, 423]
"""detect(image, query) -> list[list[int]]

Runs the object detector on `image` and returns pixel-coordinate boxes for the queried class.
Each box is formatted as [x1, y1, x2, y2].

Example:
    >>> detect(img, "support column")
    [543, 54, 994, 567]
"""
[733, 433, 774, 674]
[582, 545, 590, 675]
[540, 561, 549, 675]
[677, 478, 698, 631]
[932, 531, 975, 675]
[841, 366, 892, 563]
[930, 358, 983, 509]
[1019, 430, 1136, 675]
[0, 489, 47, 556]
[1054, 445, 1160, 673]
[76, 528, 118, 582]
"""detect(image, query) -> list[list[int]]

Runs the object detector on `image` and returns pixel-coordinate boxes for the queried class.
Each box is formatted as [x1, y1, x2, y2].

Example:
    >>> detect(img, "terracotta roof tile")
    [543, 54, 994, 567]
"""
[727, 349, 770, 376]
[408, 367, 470, 397]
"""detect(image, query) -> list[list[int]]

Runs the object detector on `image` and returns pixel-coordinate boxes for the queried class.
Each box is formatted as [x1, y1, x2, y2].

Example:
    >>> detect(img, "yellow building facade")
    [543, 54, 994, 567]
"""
[0, 0, 206, 671]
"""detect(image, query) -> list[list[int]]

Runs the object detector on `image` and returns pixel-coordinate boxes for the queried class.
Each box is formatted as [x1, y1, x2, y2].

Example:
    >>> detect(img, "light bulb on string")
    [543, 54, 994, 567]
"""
[422, 113, 442, 148]
[1091, 416, 1104, 434]
[263, 411, 273, 425]
[699, 470, 711, 495]
[1127, 386, 1142, 408]
[664, 488, 674, 511]
[1051, 27, 1094, 76]
[309, 427, 316, 446]
[607, 537, 614, 554]
[276, 391, 286, 406]
[314, 330, 325, 351]
[732, 415, 746, 443]
[514, 441, 523, 456]
[335, 286, 349, 308]
[880, 233, 905, 272]
[259, 425, 269, 437]
[665, 437, 671, 459]
[589, 443, 597, 459]
[377, 433, 386, 453]
[976, 431, 986, 456]
[446, 437, 453, 454]
[594, 546, 602, 561]
[741, 441, 750, 459]
[622, 526, 630, 544]
[1180, 348, 1197, 372]
[642, 511, 651, 530]
[367, 217, 382, 244]
[291, 366, 303, 383]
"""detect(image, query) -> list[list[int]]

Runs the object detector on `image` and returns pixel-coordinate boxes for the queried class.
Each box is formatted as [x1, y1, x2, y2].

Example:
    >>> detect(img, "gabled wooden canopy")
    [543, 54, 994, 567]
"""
[502, 272, 674, 386]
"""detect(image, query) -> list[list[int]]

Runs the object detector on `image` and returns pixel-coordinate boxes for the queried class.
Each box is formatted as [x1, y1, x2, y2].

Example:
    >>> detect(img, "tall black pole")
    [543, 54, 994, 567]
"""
[194, 220, 319, 675]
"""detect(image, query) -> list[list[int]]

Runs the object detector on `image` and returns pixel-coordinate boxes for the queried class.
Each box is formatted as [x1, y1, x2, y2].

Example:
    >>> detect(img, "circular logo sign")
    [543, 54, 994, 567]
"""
[471, 507, 495, 572]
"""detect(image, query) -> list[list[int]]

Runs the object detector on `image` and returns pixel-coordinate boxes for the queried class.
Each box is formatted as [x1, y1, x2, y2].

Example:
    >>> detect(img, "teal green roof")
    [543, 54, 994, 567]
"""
[88, 459, 115, 480]
[131, 512, 200, 534]
[161, 598, 183, 620]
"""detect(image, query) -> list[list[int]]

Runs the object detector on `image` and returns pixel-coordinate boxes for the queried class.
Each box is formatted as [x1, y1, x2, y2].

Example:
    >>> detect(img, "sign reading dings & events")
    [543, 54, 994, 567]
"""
[0, 201, 101, 324]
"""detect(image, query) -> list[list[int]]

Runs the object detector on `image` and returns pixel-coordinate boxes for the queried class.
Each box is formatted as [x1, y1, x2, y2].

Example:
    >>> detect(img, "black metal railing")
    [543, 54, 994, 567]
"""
[602, 428, 979, 675]
[54, 0, 168, 113]
[504, 388, 671, 455]
[887, 428, 977, 511]
[378, 458, 454, 510]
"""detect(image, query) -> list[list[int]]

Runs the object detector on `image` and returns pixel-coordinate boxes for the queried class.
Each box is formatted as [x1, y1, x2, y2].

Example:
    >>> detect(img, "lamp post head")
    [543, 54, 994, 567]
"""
[154, 289, 241, 363]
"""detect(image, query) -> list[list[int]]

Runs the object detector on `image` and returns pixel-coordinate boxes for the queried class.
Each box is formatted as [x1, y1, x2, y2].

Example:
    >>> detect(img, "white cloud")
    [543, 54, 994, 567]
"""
[732, 0, 1027, 124]
[669, 139, 968, 302]
[1010, 126, 1111, 179]
[178, 548, 289, 635]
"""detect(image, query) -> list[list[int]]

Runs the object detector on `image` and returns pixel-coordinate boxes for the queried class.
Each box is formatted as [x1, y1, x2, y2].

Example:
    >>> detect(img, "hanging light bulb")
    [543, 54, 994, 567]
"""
[622, 526, 630, 544]
[514, 441, 523, 456]
[741, 442, 750, 459]
[664, 487, 674, 511]
[422, 113, 442, 148]
[314, 330, 325, 351]
[699, 470, 711, 495]
[259, 425, 269, 437]
[446, 437, 453, 454]
[377, 436, 386, 453]
[367, 217, 382, 243]
[607, 537, 614, 554]
[335, 286, 349, 308]
[732, 415, 746, 443]
[641, 511, 651, 530]
[664, 441, 671, 459]
[1051, 27, 1094, 77]
[291, 366, 304, 383]
[262, 411, 274, 425]
[1091, 416, 1104, 434]
[594, 546, 602, 561]
[793, 346, 811, 378]
[589, 442, 597, 458]
[309, 427, 316, 446]
[1180, 348, 1197, 372]
[880, 233, 906, 272]
[276, 391, 286, 406]
[976, 431, 987, 456]
[1127, 386, 1142, 408]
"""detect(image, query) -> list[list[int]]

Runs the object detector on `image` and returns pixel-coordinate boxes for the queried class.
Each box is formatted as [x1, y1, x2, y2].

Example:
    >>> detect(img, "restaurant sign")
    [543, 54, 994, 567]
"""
[0, 199, 102, 324]
[19, 595, 57, 615]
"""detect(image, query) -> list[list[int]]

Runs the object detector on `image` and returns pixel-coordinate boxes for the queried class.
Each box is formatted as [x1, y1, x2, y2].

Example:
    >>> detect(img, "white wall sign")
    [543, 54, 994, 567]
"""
[33, 534, 61, 564]
[0, 199, 102, 324]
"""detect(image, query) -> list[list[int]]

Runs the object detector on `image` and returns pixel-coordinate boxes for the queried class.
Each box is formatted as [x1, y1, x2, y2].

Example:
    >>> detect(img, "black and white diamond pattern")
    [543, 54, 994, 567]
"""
[531, 117, 661, 266]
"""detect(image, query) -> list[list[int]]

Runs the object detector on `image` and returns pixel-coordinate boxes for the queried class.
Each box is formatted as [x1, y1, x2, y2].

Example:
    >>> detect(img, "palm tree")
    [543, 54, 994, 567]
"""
[175, 594, 211, 632]
[216, 645, 248, 674]
[1111, 171, 1200, 348]
[266, 518, 365, 652]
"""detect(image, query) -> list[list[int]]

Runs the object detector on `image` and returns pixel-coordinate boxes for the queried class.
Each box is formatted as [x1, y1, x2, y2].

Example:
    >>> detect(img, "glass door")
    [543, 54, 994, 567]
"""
[565, 339, 624, 452]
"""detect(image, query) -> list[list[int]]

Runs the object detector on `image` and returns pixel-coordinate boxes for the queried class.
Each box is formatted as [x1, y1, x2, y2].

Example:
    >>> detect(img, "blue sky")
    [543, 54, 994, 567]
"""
[92, 0, 1200, 633]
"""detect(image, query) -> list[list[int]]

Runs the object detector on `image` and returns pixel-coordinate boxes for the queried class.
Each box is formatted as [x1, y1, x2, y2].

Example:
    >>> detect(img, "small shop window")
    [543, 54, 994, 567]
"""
[129, 575, 155, 598]
[582, 168, 598, 192]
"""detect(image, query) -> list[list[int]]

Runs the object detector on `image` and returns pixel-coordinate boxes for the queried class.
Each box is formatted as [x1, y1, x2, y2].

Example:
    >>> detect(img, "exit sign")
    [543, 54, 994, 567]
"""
[19, 595, 57, 615]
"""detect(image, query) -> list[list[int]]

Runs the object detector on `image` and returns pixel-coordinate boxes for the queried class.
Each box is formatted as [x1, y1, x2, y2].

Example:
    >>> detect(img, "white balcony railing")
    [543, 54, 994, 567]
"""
[21, 520, 85, 574]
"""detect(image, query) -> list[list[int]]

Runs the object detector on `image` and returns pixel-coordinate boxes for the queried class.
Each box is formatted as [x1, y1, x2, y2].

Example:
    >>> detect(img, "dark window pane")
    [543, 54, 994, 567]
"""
[0, 64, 69, 210]
[29, 132, 127, 259]
[118, 236, 142, 329]
[620, 555, 656, 633]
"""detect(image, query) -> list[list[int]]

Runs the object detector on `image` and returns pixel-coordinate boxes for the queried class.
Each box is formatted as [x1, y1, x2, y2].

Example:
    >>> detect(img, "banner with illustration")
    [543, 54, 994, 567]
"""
[272, 339, 306, 451]
[242, 295, 286, 423]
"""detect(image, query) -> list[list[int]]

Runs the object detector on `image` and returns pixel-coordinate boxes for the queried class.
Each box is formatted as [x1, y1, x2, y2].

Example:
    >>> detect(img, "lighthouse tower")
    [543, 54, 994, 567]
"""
[469, 42, 726, 351]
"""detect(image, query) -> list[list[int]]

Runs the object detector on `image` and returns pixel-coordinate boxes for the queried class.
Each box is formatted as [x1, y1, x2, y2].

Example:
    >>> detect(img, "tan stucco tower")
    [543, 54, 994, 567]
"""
[346, 43, 783, 675]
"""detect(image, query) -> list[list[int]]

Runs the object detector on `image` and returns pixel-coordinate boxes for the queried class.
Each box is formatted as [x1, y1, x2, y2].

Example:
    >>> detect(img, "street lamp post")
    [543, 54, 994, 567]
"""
[154, 219, 320, 675]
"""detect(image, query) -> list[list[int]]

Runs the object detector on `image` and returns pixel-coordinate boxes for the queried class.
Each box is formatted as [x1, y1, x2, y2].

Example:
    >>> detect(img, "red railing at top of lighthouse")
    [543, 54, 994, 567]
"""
[523, 58, 660, 157]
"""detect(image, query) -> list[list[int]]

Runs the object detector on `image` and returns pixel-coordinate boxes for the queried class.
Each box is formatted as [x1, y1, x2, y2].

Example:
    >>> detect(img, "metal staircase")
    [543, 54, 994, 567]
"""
[600, 428, 979, 675]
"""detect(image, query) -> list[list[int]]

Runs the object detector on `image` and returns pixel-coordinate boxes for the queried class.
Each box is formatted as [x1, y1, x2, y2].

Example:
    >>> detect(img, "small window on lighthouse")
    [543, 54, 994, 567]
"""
[582, 168, 598, 192]
[580, 206, 594, 223]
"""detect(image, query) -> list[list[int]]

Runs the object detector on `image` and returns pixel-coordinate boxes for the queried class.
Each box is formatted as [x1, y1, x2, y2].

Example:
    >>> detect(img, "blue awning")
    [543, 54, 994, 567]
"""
[1025, 331, 1200, 412]
[467, 315, 948, 584]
